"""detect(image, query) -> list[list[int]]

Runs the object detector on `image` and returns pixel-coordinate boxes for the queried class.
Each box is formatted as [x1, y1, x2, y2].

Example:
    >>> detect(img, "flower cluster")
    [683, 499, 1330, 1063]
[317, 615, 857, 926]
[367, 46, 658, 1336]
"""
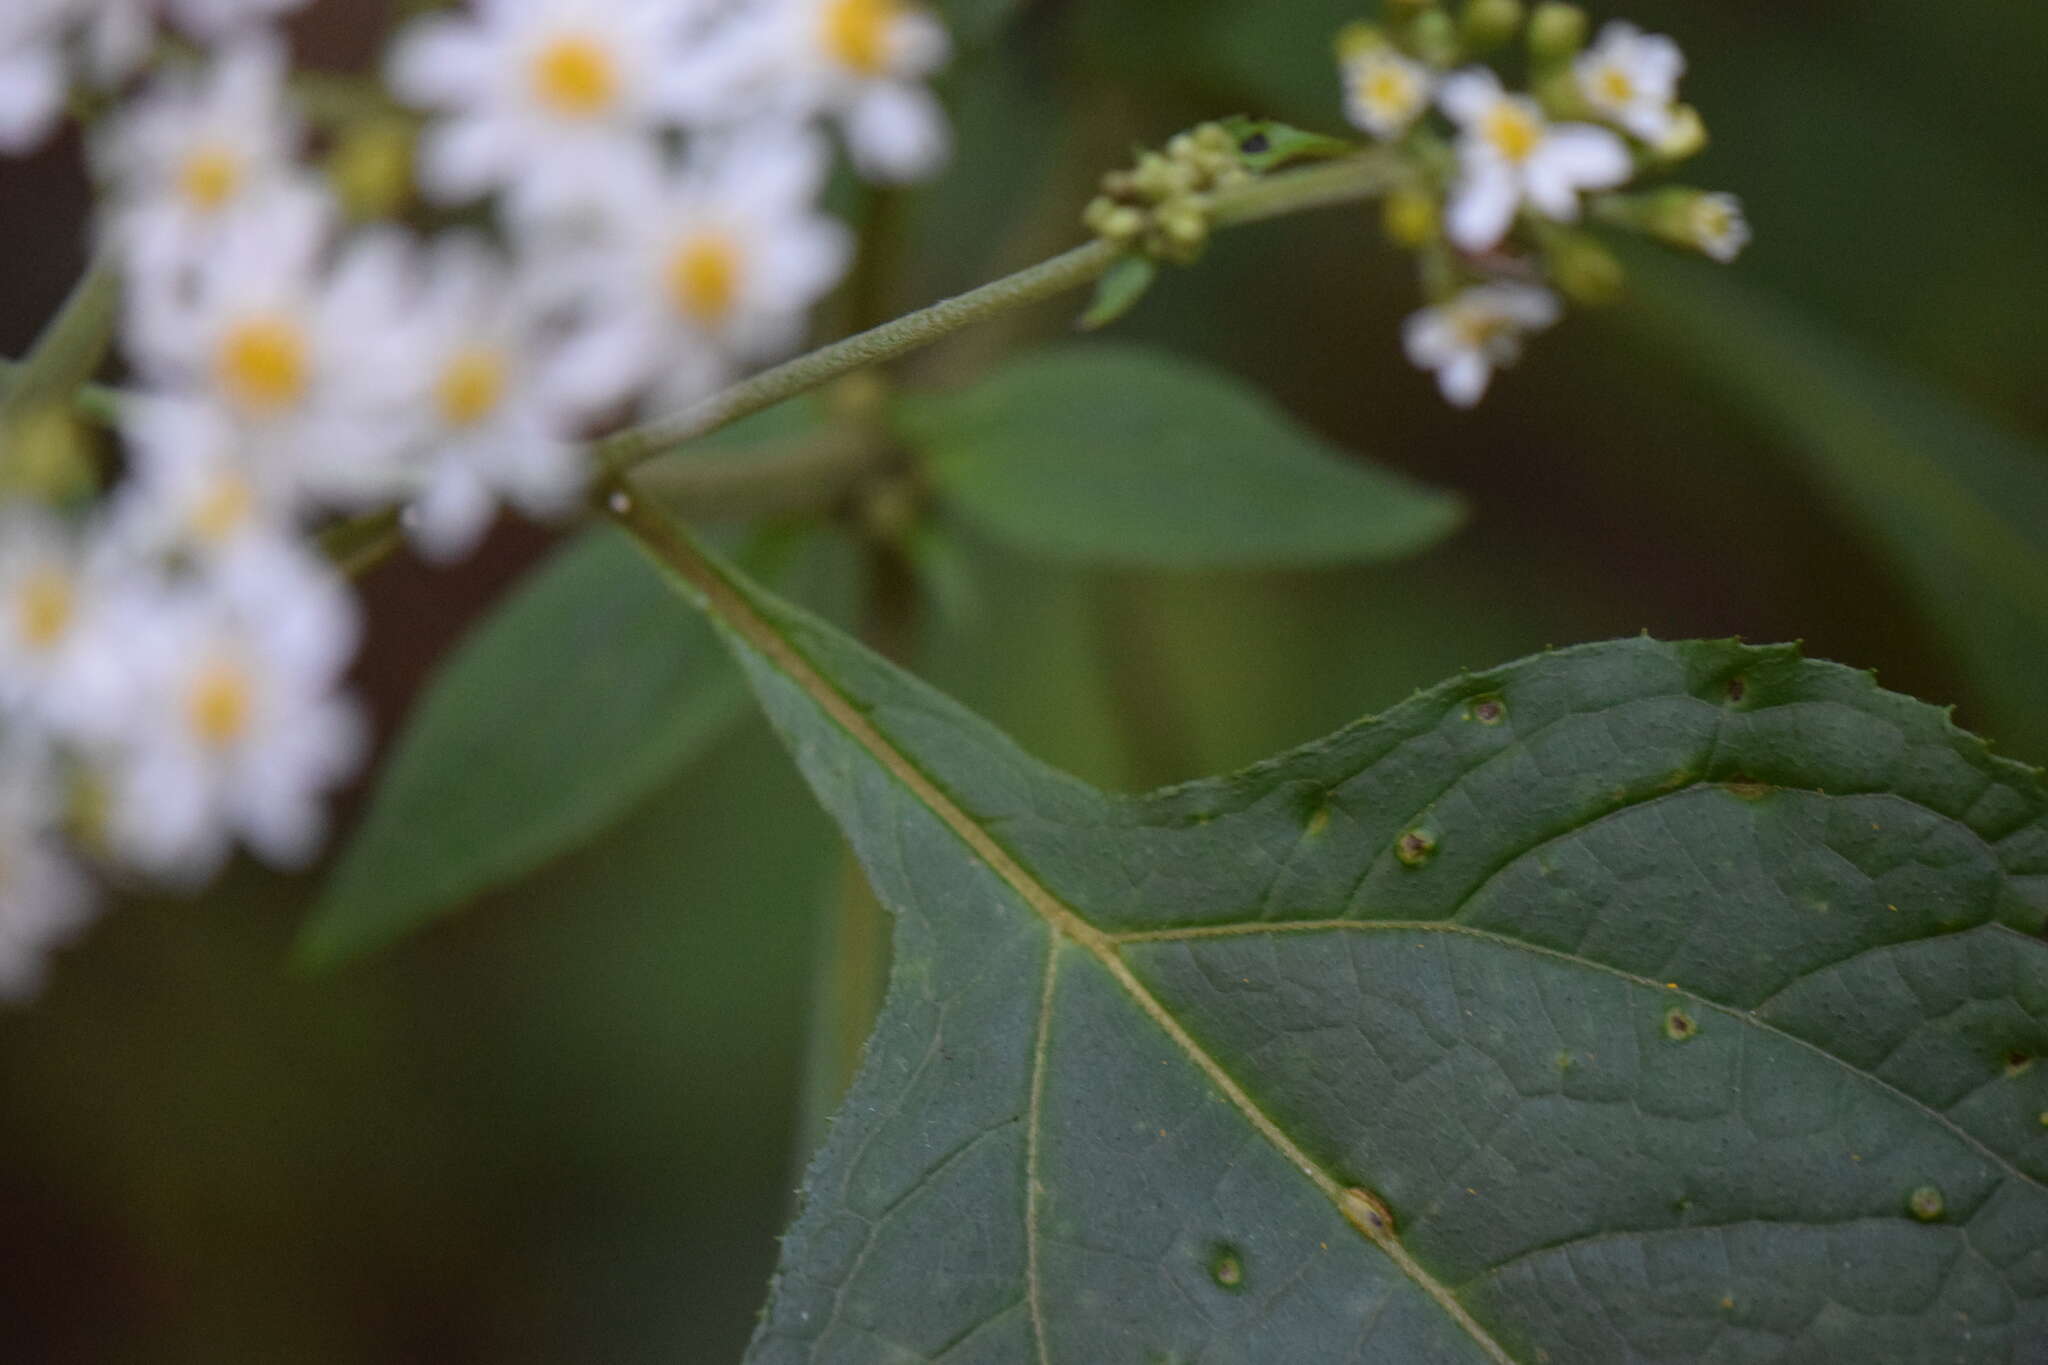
[1336, 1, 1748, 406]
[0, 0, 951, 998]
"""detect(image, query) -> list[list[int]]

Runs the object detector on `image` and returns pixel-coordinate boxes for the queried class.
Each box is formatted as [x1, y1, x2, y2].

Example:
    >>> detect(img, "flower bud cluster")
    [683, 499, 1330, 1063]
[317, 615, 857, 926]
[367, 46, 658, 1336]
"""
[1332, 2, 1749, 406]
[1082, 124, 1253, 266]
[0, 0, 955, 1000]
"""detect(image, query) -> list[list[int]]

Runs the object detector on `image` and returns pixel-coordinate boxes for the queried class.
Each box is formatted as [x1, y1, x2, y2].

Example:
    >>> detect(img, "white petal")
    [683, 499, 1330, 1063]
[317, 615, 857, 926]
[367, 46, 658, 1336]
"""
[846, 83, 949, 182]
[1436, 69, 1504, 127]
[1445, 162, 1519, 251]
[407, 465, 498, 563]
[1439, 352, 1492, 408]
[386, 17, 494, 108]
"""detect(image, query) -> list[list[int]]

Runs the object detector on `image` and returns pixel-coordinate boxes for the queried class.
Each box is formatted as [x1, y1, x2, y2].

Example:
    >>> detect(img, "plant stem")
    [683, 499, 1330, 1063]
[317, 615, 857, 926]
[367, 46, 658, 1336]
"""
[0, 252, 121, 424]
[589, 237, 1123, 476]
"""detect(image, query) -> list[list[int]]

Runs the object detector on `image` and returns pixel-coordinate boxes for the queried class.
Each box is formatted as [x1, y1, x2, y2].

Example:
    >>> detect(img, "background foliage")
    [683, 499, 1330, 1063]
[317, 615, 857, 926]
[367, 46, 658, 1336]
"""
[3, 0, 2046, 1358]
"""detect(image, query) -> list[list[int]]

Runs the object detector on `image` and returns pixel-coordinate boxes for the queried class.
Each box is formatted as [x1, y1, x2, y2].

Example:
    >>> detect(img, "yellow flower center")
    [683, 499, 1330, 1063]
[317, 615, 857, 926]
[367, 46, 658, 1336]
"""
[193, 473, 255, 545]
[1365, 67, 1415, 118]
[821, 0, 899, 76]
[215, 316, 310, 417]
[666, 233, 742, 325]
[530, 34, 620, 118]
[435, 346, 508, 428]
[186, 659, 253, 750]
[1483, 102, 1542, 163]
[1597, 65, 1636, 107]
[15, 567, 74, 652]
[177, 144, 244, 211]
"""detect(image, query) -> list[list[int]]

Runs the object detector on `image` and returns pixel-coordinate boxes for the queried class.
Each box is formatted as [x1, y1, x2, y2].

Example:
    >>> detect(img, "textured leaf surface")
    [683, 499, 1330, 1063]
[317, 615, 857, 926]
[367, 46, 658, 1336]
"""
[298, 527, 747, 967]
[617, 504, 2048, 1365]
[898, 345, 1464, 568]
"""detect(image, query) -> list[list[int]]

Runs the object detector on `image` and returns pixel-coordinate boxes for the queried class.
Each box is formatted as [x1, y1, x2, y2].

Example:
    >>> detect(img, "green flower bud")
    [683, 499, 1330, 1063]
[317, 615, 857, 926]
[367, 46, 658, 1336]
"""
[1461, 0, 1524, 52]
[1334, 22, 1391, 61]
[1651, 106, 1709, 162]
[329, 117, 416, 223]
[1382, 185, 1441, 248]
[1528, 3, 1588, 63]
[1547, 232, 1625, 305]
[1408, 10, 1461, 66]
[2, 407, 96, 504]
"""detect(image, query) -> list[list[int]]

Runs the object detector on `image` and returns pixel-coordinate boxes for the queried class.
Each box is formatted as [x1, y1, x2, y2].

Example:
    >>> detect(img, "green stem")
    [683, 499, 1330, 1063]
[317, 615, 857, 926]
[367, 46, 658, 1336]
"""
[0, 252, 121, 424]
[590, 238, 1123, 476]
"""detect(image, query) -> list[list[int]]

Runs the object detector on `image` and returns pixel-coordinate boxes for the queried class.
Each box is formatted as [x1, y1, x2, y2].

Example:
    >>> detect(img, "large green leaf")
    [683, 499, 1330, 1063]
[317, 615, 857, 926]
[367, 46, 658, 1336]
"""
[1628, 257, 2048, 757]
[614, 501, 2048, 1363]
[897, 344, 1465, 569]
[296, 526, 750, 969]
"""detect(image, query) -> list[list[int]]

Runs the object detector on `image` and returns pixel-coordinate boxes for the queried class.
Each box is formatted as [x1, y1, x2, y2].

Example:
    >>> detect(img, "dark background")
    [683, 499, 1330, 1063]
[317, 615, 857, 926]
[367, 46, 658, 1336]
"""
[3, 1, 2045, 1359]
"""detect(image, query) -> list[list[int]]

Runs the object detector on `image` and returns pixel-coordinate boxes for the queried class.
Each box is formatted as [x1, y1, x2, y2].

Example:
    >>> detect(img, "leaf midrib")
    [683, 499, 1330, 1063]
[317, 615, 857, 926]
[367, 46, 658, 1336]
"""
[611, 487, 1517, 1365]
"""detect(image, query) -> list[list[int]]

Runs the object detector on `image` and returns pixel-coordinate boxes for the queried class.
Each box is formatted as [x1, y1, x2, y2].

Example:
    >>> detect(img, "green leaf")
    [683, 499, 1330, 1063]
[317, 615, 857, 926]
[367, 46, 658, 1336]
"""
[897, 344, 1465, 568]
[1628, 256, 2048, 757]
[1076, 254, 1159, 331]
[295, 526, 750, 969]
[1219, 115, 1358, 172]
[617, 507, 2048, 1363]
[938, 0, 1028, 45]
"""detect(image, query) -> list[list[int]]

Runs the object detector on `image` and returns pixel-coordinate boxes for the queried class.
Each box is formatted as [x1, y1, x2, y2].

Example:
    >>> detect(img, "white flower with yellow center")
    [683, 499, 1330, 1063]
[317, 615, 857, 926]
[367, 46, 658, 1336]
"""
[668, 0, 950, 182]
[387, 0, 697, 222]
[111, 395, 301, 571]
[103, 544, 363, 882]
[0, 742, 96, 1003]
[95, 38, 310, 283]
[0, 509, 147, 746]
[1575, 21, 1685, 145]
[1341, 46, 1433, 141]
[122, 193, 416, 512]
[548, 134, 853, 413]
[1403, 282, 1561, 408]
[361, 234, 586, 561]
[1438, 68, 1631, 252]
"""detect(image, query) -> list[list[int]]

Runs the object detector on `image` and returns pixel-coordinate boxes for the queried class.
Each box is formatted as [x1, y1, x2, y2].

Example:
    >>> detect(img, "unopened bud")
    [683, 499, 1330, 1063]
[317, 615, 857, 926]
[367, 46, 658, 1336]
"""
[1335, 22, 1392, 61]
[1639, 188, 1751, 263]
[1408, 10, 1461, 66]
[1461, 0, 1524, 51]
[1101, 205, 1147, 243]
[3, 407, 95, 503]
[329, 117, 415, 222]
[1547, 233, 1625, 305]
[1192, 123, 1238, 157]
[1156, 201, 1209, 249]
[1652, 106, 1709, 162]
[1382, 185, 1441, 248]
[1528, 3, 1587, 63]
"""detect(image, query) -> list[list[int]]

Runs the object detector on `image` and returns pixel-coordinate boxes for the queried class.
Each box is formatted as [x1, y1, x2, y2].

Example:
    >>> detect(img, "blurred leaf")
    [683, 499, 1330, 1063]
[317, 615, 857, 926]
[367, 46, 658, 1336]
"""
[896, 343, 1464, 568]
[1219, 115, 1356, 172]
[631, 530, 2048, 1363]
[297, 527, 751, 969]
[1076, 253, 1157, 331]
[1629, 256, 2048, 755]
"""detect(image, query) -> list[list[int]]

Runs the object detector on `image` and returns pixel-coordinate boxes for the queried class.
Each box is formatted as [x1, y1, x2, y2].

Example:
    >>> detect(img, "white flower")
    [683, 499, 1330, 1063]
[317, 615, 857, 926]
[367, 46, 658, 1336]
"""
[1439, 69, 1631, 252]
[111, 395, 302, 569]
[1341, 46, 1432, 141]
[1686, 191, 1749, 263]
[0, 508, 148, 746]
[366, 234, 586, 561]
[672, 0, 951, 181]
[387, 0, 694, 222]
[1575, 22, 1685, 145]
[548, 134, 853, 413]
[1403, 283, 1560, 408]
[0, 741, 96, 1003]
[0, 3, 71, 153]
[121, 192, 415, 512]
[94, 38, 310, 283]
[102, 543, 363, 882]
